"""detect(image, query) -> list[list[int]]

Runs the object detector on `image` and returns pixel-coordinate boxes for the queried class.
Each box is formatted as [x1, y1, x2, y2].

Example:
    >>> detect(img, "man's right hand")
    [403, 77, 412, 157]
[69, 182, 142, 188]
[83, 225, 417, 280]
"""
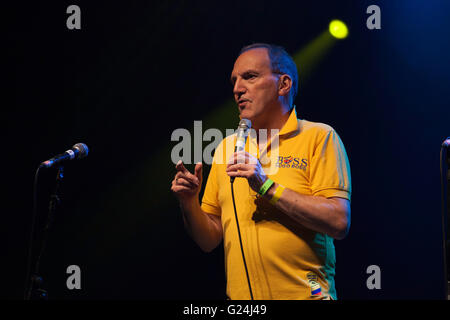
[171, 160, 222, 253]
[171, 160, 203, 203]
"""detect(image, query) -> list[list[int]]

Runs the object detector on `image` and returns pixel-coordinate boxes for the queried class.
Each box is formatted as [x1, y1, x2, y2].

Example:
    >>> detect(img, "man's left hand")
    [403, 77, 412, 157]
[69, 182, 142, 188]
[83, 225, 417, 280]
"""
[226, 151, 268, 192]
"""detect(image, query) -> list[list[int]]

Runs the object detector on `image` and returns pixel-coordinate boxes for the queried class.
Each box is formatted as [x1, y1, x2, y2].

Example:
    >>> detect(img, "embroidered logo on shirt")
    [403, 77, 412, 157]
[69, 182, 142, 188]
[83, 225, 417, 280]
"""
[307, 272, 322, 296]
[276, 156, 308, 171]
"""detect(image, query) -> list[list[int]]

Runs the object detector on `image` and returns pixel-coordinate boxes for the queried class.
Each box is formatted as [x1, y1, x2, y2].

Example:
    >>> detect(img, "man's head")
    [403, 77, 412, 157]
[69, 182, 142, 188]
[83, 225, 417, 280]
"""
[230, 43, 298, 126]
[239, 43, 298, 103]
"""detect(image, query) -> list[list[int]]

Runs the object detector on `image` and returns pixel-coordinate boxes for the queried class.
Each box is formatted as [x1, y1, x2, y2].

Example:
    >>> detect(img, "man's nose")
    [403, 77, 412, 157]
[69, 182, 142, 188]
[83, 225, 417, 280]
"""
[233, 79, 246, 98]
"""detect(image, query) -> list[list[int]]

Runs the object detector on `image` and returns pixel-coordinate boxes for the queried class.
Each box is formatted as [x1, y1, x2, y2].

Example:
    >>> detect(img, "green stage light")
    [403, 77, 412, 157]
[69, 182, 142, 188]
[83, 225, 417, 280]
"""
[329, 20, 348, 39]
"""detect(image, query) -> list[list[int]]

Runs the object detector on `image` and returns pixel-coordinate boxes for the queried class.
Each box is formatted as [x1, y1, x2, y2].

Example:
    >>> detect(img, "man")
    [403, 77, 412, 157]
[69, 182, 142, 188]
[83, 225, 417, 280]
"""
[171, 43, 351, 300]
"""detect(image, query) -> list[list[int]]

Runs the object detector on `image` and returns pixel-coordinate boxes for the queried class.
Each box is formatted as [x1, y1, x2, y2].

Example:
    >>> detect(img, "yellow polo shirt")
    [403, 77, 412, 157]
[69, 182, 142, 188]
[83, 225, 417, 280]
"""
[201, 108, 351, 300]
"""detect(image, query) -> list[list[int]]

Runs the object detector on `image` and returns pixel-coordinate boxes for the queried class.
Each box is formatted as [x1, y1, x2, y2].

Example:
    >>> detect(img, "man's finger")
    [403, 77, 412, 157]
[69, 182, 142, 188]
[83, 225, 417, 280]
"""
[238, 152, 258, 164]
[226, 163, 247, 173]
[194, 162, 203, 182]
[175, 160, 199, 185]
[175, 172, 199, 187]
[227, 152, 255, 167]
[228, 152, 245, 164]
[226, 164, 248, 178]
[176, 177, 197, 189]
[171, 185, 192, 194]
[175, 160, 189, 173]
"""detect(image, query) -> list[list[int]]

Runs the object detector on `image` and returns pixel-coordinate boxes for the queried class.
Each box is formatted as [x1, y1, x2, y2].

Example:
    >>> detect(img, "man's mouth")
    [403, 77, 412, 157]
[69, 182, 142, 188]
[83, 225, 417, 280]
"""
[238, 99, 250, 109]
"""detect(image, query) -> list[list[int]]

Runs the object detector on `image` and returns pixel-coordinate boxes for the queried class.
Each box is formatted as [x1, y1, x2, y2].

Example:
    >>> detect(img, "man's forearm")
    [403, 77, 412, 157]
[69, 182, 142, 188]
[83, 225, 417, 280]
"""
[180, 199, 223, 252]
[263, 183, 350, 239]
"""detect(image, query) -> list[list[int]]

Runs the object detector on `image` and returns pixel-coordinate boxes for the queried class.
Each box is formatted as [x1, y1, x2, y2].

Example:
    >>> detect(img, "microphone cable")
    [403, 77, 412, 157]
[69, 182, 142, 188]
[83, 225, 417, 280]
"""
[230, 179, 254, 300]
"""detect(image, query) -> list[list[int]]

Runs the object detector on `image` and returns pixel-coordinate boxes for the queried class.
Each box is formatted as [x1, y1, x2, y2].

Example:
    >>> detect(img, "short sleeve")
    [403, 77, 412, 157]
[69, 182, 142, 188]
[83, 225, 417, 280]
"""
[309, 129, 352, 201]
[201, 157, 222, 216]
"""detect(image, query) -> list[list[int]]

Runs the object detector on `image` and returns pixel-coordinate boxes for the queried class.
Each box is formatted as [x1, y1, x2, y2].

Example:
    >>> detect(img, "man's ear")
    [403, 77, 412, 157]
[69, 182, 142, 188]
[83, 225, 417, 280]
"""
[278, 74, 292, 97]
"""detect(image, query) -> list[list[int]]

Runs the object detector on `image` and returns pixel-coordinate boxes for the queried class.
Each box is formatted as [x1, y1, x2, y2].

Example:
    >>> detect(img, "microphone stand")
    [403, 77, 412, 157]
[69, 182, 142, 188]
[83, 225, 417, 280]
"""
[26, 166, 64, 300]
[440, 139, 450, 300]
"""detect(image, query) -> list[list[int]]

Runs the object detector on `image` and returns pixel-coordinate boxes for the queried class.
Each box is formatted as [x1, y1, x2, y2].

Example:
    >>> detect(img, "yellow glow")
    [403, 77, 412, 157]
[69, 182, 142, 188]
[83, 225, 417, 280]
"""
[329, 20, 348, 39]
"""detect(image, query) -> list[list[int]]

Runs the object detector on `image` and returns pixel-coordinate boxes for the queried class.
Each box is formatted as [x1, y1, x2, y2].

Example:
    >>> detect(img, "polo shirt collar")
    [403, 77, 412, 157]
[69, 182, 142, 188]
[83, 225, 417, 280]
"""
[249, 106, 299, 160]
[278, 105, 299, 137]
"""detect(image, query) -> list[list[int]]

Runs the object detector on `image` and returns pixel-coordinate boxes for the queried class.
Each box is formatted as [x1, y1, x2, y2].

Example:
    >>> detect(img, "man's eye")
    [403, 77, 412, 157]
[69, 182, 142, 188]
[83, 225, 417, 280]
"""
[244, 74, 257, 80]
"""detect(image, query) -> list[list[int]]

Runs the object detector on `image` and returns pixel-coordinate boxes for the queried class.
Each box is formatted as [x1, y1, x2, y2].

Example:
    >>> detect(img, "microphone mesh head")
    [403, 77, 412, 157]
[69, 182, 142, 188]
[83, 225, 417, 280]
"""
[239, 118, 252, 129]
[443, 138, 450, 148]
[73, 143, 89, 159]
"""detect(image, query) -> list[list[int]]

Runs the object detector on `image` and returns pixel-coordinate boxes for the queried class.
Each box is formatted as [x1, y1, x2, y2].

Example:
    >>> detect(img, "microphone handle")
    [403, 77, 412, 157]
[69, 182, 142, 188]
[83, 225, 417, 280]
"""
[230, 144, 245, 183]
[41, 150, 77, 168]
[230, 125, 250, 183]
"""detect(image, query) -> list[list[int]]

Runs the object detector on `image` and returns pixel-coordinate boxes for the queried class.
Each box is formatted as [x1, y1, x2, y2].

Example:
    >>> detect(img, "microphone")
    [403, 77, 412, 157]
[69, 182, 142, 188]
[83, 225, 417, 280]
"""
[442, 137, 450, 148]
[40, 143, 89, 168]
[231, 119, 251, 183]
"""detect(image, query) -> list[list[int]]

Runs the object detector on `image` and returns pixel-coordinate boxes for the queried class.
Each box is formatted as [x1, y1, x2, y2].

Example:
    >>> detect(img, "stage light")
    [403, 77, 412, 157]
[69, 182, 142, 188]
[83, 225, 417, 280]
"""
[329, 20, 348, 39]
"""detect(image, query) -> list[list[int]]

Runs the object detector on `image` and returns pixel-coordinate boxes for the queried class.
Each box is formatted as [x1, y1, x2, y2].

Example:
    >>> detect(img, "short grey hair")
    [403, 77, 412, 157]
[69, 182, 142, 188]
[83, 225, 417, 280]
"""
[239, 43, 299, 105]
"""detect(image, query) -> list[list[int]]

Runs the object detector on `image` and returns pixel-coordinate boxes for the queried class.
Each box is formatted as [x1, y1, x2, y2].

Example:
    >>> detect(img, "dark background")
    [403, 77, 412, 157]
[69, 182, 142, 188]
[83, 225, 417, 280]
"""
[4, 0, 450, 299]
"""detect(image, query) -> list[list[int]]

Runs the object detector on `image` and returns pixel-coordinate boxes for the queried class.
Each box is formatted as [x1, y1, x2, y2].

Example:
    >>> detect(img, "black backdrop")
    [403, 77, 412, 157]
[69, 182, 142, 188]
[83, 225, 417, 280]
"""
[4, 0, 450, 299]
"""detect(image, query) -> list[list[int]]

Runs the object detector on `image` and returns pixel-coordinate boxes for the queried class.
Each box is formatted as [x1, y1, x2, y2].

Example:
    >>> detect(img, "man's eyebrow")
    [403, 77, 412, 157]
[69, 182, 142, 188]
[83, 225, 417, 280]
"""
[242, 69, 259, 75]
[230, 69, 259, 83]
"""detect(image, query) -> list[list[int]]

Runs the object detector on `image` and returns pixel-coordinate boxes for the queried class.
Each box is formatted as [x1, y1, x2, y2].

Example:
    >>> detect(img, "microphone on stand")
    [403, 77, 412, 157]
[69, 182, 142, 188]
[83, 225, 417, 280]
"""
[39, 143, 89, 168]
[25, 142, 89, 300]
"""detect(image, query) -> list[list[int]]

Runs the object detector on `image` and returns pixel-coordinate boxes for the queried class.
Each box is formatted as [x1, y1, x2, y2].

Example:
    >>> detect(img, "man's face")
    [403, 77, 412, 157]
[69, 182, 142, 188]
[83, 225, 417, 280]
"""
[230, 48, 280, 125]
